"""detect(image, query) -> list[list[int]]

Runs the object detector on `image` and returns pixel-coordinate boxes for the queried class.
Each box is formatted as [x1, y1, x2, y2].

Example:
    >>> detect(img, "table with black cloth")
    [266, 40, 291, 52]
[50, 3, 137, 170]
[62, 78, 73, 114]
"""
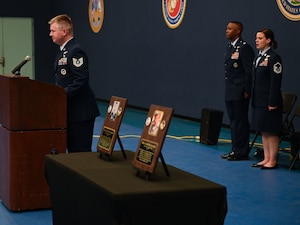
[45, 150, 227, 225]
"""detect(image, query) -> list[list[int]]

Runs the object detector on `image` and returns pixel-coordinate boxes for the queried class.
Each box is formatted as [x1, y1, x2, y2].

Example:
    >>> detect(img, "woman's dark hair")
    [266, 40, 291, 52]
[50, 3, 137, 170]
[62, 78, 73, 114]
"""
[258, 28, 278, 49]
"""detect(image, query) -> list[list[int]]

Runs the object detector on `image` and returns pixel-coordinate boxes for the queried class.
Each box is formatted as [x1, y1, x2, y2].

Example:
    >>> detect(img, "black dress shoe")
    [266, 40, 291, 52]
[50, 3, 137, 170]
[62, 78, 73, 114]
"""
[227, 154, 249, 161]
[251, 163, 263, 168]
[221, 151, 234, 159]
[261, 164, 278, 170]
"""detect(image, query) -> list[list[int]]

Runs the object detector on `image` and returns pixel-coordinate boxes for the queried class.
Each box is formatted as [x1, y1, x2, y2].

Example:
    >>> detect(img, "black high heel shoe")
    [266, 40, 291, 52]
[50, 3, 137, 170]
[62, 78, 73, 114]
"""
[261, 164, 278, 170]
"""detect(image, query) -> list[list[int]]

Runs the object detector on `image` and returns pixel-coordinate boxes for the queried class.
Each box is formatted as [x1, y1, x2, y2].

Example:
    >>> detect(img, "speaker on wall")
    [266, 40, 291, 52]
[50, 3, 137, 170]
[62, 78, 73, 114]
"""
[200, 108, 223, 145]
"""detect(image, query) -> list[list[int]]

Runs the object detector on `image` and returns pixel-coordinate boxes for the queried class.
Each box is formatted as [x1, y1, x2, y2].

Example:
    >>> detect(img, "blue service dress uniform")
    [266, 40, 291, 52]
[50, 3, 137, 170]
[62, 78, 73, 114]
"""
[54, 38, 100, 152]
[251, 49, 283, 135]
[224, 38, 254, 157]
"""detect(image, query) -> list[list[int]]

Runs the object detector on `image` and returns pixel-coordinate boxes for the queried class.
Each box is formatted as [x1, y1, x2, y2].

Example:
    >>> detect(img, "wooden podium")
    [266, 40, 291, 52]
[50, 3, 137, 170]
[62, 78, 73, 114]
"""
[0, 74, 67, 211]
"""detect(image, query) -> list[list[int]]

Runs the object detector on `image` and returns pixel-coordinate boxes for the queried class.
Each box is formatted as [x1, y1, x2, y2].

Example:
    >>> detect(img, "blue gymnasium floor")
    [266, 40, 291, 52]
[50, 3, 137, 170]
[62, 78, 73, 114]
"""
[1, 101, 300, 225]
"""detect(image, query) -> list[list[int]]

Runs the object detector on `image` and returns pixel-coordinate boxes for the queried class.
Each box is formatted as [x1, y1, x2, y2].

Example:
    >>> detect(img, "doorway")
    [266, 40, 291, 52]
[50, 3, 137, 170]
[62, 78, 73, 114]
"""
[0, 17, 35, 79]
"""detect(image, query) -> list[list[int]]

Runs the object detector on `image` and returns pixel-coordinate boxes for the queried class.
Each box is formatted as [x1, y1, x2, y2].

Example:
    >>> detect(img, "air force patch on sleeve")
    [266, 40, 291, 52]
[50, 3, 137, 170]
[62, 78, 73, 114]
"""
[273, 62, 282, 75]
[72, 57, 84, 67]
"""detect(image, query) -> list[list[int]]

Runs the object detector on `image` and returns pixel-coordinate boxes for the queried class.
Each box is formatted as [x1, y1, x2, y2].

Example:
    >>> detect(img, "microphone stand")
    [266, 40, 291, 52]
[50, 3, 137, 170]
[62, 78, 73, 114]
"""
[13, 70, 21, 76]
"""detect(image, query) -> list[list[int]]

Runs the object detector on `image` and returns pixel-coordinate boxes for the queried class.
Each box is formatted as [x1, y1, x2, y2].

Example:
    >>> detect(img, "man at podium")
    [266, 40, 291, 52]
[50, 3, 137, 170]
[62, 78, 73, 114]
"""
[48, 14, 100, 153]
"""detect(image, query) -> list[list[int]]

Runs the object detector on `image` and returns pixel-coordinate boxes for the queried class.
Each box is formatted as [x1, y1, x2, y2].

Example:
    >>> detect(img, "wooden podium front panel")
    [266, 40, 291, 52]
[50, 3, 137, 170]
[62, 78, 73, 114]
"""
[0, 126, 66, 211]
[0, 74, 66, 130]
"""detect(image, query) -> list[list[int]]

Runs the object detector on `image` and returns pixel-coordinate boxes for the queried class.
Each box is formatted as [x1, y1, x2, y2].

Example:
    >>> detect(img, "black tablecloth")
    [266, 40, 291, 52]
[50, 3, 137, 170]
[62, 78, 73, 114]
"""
[45, 151, 227, 225]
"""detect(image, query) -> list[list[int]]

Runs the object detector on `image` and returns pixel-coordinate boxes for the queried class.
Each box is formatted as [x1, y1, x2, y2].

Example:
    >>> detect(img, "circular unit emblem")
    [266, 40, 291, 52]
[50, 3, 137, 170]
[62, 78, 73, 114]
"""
[88, 0, 104, 33]
[277, 0, 300, 21]
[162, 0, 187, 29]
[145, 117, 152, 126]
[160, 120, 166, 130]
[117, 107, 122, 116]
[107, 105, 112, 114]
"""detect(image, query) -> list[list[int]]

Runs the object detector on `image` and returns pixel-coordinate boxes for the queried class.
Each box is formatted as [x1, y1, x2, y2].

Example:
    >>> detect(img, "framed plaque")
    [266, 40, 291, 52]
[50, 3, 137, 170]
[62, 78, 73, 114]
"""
[97, 96, 127, 158]
[132, 104, 173, 177]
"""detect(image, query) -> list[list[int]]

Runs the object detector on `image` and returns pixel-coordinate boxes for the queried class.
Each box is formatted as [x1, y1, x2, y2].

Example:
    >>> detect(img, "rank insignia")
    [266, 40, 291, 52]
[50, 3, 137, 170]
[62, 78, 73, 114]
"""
[273, 62, 282, 74]
[72, 57, 84, 67]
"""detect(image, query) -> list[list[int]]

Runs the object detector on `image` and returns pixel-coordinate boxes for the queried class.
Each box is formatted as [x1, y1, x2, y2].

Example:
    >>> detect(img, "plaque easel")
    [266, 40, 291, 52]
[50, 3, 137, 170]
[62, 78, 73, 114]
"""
[132, 104, 173, 180]
[97, 96, 127, 160]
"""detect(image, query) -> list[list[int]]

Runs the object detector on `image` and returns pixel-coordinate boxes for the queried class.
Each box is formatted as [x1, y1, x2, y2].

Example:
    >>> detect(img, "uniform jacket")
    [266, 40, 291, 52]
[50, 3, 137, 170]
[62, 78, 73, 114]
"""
[252, 48, 283, 108]
[54, 38, 100, 122]
[224, 37, 254, 101]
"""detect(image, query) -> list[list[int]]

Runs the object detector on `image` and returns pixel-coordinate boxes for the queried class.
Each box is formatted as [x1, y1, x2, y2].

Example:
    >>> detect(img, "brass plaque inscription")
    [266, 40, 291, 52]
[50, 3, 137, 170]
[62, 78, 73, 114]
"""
[136, 140, 157, 165]
[98, 126, 115, 151]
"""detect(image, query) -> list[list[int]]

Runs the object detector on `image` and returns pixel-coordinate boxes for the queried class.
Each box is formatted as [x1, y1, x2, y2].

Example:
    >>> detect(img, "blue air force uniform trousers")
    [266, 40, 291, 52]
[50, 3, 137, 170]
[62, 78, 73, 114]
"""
[224, 38, 254, 156]
[54, 38, 100, 152]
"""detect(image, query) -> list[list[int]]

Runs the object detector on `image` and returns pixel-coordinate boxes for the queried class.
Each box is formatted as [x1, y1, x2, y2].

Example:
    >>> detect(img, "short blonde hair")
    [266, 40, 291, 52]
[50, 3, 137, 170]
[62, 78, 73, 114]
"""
[48, 14, 73, 33]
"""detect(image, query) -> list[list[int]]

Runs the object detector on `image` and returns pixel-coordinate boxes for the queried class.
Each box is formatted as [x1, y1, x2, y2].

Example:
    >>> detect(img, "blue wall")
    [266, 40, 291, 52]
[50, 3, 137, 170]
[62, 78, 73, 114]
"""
[2, 1, 300, 125]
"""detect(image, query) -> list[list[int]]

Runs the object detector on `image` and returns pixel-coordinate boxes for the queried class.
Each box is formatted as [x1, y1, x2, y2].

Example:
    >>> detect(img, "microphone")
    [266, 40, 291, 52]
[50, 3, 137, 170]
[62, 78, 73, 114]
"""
[11, 55, 31, 75]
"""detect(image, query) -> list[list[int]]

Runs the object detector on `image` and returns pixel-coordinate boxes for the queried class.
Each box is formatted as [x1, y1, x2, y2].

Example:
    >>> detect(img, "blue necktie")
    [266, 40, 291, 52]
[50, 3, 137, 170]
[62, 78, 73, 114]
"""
[255, 54, 262, 67]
